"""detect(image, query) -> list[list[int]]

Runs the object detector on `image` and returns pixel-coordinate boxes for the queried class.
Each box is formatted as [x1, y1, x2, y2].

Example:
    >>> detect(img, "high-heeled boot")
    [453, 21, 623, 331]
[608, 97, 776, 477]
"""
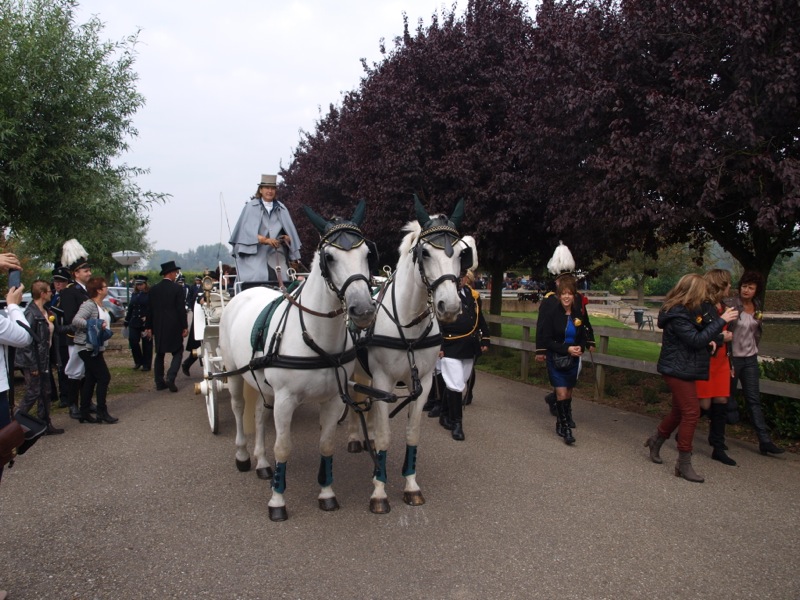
[448, 389, 465, 441]
[674, 451, 704, 482]
[644, 432, 666, 464]
[709, 403, 736, 466]
[95, 406, 118, 424]
[565, 397, 576, 428]
[555, 401, 575, 445]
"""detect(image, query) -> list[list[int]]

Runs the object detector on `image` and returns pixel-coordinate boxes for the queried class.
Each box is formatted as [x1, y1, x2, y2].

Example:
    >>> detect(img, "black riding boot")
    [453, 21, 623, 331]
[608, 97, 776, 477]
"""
[545, 391, 557, 416]
[556, 400, 575, 445]
[424, 372, 444, 414]
[448, 389, 465, 441]
[709, 403, 736, 466]
[67, 379, 82, 420]
[463, 368, 476, 406]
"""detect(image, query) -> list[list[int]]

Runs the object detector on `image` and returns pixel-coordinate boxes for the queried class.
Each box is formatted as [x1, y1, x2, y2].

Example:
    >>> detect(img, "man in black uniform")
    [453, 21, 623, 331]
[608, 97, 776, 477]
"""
[55, 240, 93, 421]
[146, 261, 188, 392]
[438, 270, 490, 441]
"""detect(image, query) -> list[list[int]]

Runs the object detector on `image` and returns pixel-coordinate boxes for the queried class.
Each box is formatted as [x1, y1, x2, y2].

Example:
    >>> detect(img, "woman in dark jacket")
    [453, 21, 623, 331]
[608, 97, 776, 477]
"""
[537, 275, 593, 445]
[14, 280, 64, 434]
[727, 271, 784, 455]
[645, 274, 738, 482]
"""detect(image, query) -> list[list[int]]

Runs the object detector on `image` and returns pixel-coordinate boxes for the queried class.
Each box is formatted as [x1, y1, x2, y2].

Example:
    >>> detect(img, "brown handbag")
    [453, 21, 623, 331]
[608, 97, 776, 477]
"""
[0, 420, 25, 466]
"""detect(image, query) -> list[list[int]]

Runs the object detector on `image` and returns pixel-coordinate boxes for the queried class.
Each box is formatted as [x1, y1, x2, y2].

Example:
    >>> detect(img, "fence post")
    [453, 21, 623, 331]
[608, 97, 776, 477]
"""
[521, 324, 530, 380]
[595, 334, 609, 400]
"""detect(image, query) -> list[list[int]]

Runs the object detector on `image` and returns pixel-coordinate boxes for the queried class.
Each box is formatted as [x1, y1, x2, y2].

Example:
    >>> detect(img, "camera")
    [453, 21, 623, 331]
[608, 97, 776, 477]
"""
[8, 269, 21, 289]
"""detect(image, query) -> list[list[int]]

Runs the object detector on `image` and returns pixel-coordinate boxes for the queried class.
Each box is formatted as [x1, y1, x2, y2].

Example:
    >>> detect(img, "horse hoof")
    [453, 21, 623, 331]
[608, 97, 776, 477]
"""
[318, 497, 340, 511]
[369, 498, 391, 514]
[269, 506, 288, 522]
[256, 466, 274, 480]
[235, 458, 251, 472]
[347, 441, 363, 453]
[403, 491, 425, 506]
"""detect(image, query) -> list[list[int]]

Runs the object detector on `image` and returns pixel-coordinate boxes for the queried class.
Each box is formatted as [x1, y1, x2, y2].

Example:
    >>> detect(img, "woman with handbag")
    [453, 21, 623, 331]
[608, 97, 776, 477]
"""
[644, 274, 738, 482]
[72, 277, 118, 424]
[537, 275, 591, 445]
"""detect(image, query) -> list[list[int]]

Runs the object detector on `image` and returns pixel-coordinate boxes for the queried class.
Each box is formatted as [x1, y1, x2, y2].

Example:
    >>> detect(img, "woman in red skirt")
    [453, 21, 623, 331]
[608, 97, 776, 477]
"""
[697, 269, 736, 466]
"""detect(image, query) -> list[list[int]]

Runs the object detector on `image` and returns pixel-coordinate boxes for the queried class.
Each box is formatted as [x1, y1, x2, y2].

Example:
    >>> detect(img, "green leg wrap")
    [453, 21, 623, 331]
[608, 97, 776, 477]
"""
[402, 445, 417, 477]
[373, 450, 388, 483]
[272, 462, 287, 494]
[317, 455, 333, 487]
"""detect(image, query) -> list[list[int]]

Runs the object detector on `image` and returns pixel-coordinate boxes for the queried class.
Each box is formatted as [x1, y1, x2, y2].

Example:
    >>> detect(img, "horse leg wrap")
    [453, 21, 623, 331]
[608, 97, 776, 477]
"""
[272, 462, 287, 494]
[373, 450, 388, 483]
[317, 455, 334, 487]
[402, 445, 417, 477]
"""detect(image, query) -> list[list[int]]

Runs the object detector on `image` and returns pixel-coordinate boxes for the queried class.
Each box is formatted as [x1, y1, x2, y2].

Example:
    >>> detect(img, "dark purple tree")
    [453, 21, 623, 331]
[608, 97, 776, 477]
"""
[533, 0, 800, 287]
[282, 1, 547, 314]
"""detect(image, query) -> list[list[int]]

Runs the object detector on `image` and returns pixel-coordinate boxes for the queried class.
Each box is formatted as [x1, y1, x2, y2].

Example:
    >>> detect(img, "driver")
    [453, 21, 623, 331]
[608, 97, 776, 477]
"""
[228, 174, 302, 287]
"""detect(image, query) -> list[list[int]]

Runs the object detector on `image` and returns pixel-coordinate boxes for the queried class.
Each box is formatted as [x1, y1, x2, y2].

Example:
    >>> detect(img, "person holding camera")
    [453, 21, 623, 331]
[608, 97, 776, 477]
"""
[1, 253, 34, 481]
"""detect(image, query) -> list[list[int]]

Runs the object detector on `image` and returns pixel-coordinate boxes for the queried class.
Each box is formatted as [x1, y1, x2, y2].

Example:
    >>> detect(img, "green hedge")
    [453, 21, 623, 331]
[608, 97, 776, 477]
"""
[765, 290, 800, 312]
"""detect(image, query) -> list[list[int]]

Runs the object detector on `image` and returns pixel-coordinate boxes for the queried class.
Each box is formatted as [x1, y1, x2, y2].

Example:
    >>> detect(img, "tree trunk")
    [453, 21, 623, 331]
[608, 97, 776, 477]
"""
[489, 265, 504, 337]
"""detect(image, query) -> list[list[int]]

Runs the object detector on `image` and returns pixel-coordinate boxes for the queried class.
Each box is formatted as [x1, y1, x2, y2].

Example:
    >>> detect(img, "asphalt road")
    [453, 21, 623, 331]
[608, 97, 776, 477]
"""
[1, 370, 798, 599]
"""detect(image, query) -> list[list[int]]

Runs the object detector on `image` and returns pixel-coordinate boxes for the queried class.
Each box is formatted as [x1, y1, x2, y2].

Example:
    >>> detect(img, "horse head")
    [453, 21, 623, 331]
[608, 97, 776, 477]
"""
[303, 200, 378, 329]
[408, 195, 472, 323]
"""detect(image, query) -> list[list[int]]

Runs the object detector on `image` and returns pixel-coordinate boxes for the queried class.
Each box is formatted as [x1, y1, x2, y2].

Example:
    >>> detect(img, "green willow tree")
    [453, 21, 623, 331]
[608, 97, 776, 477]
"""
[0, 0, 164, 267]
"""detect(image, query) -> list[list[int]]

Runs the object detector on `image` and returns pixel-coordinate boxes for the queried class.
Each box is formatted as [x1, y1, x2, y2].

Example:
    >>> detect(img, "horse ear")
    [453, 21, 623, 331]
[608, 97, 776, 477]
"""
[449, 198, 465, 229]
[303, 205, 329, 234]
[350, 199, 366, 227]
[414, 194, 430, 226]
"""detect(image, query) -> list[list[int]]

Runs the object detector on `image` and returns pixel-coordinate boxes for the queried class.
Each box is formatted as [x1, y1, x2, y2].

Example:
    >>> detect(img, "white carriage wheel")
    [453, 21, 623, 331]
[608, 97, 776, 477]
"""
[201, 339, 220, 434]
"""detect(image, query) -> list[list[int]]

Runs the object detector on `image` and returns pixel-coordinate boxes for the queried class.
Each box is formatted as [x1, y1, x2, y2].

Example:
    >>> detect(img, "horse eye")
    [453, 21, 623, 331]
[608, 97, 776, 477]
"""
[421, 248, 431, 259]
[325, 252, 335, 263]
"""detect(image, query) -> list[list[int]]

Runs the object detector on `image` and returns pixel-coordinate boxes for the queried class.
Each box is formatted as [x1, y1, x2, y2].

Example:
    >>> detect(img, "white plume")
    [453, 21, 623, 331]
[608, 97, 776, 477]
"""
[462, 235, 479, 271]
[61, 239, 88, 268]
[546, 241, 575, 275]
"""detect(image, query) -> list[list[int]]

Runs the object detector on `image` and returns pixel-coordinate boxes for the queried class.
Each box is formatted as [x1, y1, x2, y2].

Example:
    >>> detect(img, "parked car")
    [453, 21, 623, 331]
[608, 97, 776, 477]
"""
[103, 296, 126, 323]
[0, 292, 32, 319]
[106, 286, 133, 309]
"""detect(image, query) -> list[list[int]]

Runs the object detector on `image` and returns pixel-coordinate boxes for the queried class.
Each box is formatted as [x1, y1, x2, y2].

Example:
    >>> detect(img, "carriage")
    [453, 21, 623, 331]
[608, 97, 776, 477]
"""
[191, 199, 475, 520]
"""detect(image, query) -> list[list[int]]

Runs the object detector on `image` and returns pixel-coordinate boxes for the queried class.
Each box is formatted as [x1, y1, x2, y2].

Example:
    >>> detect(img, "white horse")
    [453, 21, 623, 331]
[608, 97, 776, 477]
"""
[350, 198, 474, 513]
[219, 201, 378, 521]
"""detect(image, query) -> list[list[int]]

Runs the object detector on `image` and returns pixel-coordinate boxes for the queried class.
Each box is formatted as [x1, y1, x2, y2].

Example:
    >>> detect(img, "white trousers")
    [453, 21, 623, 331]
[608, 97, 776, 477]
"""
[438, 356, 474, 393]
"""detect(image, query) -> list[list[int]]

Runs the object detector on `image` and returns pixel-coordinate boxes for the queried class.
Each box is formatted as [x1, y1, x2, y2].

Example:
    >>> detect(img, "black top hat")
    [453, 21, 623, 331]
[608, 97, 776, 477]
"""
[159, 260, 181, 276]
[52, 266, 71, 282]
[134, 275, 149, 284]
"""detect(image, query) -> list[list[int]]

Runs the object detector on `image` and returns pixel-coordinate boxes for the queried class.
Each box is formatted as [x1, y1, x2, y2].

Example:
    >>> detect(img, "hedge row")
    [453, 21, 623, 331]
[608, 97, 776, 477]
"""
[765, 291, 800, 312]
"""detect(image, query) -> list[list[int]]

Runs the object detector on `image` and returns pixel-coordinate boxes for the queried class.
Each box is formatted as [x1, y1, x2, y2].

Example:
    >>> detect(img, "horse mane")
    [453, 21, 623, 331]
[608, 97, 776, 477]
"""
[398, 220, 423, 256]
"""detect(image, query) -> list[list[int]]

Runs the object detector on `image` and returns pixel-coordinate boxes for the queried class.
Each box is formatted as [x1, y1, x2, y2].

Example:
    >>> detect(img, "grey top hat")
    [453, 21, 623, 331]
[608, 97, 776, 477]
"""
[258, 174, 277, 187]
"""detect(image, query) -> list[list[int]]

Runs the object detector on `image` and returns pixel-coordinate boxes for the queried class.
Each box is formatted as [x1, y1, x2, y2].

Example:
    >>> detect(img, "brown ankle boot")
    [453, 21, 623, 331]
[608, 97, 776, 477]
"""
[674, 451, 704, 483]
[644, 432, 666, 464]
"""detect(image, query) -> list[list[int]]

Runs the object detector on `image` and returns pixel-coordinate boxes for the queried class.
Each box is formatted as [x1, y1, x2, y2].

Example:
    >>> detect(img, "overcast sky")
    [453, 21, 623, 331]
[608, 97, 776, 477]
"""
[72, 0, 470, 254]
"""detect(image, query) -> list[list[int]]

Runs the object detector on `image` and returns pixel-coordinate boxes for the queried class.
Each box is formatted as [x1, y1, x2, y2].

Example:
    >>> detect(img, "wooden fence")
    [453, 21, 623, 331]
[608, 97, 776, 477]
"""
[484, 314, 800, 400]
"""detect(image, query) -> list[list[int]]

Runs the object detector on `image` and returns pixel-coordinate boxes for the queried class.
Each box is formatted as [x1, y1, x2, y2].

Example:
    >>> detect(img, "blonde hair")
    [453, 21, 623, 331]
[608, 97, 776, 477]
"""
[661, 273, 708, 313]
[704, 269, 731, 304]
[31, 279, 50, 300]
[463, 269, 475, 286]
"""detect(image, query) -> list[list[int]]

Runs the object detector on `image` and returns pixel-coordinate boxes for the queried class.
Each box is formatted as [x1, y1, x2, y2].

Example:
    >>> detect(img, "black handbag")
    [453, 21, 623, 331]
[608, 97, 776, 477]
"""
[553, 353, 576, 371]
